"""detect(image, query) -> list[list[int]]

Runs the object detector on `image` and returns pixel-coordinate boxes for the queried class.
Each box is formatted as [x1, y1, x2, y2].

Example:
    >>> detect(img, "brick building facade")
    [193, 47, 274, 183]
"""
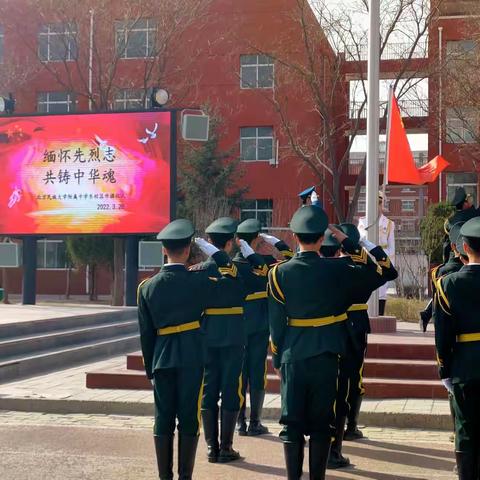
[0, 0, 479, 297]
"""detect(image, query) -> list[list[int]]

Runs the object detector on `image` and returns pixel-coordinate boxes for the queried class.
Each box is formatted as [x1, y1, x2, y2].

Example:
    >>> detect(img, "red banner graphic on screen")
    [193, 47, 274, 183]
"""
[0, 111, 171, 235]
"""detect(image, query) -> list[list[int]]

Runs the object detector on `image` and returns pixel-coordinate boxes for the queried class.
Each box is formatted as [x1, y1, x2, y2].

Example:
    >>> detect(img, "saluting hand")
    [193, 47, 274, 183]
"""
[328, 224, 347, 243]
[195, 237, 219, 257]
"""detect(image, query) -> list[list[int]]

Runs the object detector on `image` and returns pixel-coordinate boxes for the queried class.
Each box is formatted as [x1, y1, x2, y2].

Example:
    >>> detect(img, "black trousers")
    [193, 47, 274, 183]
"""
[153, 366, 204, 436]
[240, 330, 270, 400]
[452, 380, 480, 454]
[279, 353, 339, 442]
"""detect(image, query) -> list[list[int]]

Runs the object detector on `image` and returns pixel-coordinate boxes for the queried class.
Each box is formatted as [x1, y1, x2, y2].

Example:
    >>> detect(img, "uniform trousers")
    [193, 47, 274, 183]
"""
[202, 346, 245, 412]
[345, 334, 367, 413]
[452, 380, 480, 453]
[153, 366, 204, 436]
[241, 330, 270, 397]
[279, 353, 339, 442]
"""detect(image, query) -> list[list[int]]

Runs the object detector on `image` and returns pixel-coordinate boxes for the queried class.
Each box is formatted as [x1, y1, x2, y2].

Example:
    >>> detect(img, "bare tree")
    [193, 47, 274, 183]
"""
[240, 0, 439, 222]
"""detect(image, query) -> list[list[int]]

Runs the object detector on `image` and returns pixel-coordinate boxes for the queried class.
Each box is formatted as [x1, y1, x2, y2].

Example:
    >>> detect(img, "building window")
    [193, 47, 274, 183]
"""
[38, 24, 77, 62]
[37, 240, 68, 269]
[240, 55, 274, 89]
[446, 108, 477, 144]
[240, 127, 274, 161]
[241, 199, 273, 227]
[115, 19, 156, 59]
[114, 89, 150, 110]
[357, 199, 366, 214]
[447, 172, 478, 206]
[37, 92, 75, 113]
[0, 26, 4, 63]
[401, 200, 415, 212]
[446, 40, 477, 58]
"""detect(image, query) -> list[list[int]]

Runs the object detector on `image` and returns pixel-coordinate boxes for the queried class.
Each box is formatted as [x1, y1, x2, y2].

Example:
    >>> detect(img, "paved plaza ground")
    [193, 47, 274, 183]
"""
[0, 411, 456, 480]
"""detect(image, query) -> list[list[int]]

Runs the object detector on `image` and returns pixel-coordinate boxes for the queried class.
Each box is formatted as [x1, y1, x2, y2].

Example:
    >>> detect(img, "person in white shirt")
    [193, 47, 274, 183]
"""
[358, 191, 396, 315]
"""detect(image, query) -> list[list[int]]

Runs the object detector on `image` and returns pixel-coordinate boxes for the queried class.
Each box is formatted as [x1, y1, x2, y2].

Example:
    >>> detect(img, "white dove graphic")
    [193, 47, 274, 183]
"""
[138, 123, 159, 144]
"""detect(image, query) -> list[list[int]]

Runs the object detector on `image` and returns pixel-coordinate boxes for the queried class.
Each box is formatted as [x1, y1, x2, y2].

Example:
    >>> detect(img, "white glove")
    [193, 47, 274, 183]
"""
[194, 238, 219, 257]
[442, 378, 453, 394]
[150, 379, 155, 387]
[359, 237, 376, 252]
[311, 191, 319, 204]
[259, 233, 280, 246]
[238, 239, 255, 258]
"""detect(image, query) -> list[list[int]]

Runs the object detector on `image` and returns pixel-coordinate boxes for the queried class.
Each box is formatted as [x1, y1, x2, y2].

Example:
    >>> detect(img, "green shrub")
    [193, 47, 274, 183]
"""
[385, 297, 429, 323]
[420, 202, 454, 264]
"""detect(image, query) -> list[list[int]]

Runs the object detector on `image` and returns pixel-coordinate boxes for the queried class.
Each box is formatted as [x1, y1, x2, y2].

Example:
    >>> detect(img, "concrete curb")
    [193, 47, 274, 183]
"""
[0, 398, 452, 431]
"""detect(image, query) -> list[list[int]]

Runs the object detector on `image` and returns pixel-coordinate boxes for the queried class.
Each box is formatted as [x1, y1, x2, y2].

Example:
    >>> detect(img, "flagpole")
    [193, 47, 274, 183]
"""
[366, 0, 380, 317]
[383, 85, 394, 199]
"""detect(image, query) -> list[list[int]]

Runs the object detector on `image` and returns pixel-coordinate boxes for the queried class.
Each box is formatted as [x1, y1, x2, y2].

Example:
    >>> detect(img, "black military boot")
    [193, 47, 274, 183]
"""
[283, 439, 305, 480]
[218, 409, 241, 463]
[178, 434, 199, 480]
[456, 451, 476, 480]
[201, 409, 219, 463]
[247, 390, 270, 436]
[309, 437, 332, 480]
[236, 403, 248, 436]
[379, 299, 386, 316]
[153, 435, 174, 480]
[344, 395, 365, 441]
[327, 416, 350, 469]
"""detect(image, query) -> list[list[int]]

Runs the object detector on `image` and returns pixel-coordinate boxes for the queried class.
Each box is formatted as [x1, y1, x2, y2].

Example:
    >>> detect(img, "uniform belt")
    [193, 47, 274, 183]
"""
[246, 292, 268, 301]
[204, 307, 244, 315]
[380, 244, 388, 248]
[457, 333, 480, 343]
[348, 304, 368, 312]
[288, 313, 348, 328]
[157, 321, 200, 336]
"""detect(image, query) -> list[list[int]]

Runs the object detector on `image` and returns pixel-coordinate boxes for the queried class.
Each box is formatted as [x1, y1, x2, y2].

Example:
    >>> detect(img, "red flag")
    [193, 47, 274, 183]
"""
[387, 94, 449, 185]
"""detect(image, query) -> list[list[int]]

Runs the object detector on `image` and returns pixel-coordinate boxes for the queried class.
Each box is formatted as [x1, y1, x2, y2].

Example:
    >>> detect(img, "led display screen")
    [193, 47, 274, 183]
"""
[0, 111, 172, 235]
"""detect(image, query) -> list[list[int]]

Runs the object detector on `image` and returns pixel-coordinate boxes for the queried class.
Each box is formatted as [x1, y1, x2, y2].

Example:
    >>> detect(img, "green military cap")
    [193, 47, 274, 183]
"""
[205, 217, 238, 235]
[339, 223, 360, 244]
[460, 217, 480, 239]
[450, 187, 467, 207]
[157, 219, 194, 241]
[237, 218, 262, 234]
[322, 228, 341, 247]
[290, 205, 328, 234]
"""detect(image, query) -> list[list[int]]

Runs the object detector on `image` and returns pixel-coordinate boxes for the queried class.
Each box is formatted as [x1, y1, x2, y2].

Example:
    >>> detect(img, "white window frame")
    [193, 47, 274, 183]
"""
[401, 200, 416, 212]
[114, 89, 150, 110]
[115, 19, 156, 59]
[37, 239, 68, 270]
[240, 54, 274, 89]
[240, 199, 273, 227]
[446, 108, 477, 144]
[240, 127, 274, 162]
[38, 23, 77, 62]
[37, 92, 75, 113]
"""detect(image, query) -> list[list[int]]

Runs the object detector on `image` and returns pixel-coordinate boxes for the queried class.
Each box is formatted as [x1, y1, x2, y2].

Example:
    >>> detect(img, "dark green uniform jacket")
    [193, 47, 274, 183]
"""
[434, 264, 480, 383]
[137, 251, 240, 379]
[443, 207, 480, 261]
[346, 246, 398, 342]
[232, 252, 269, 335]
[262, 240, 294, 268]
[196, 255, 248, 348]
[268, 239, 387, 369]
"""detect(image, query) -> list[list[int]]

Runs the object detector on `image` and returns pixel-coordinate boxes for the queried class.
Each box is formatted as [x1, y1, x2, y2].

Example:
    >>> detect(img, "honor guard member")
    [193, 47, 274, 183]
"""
[234, 219, 294, 437]
[320, 225, 398, 468]
[443, 187, 480, 263]
[358, 191, 395, 316]
[268, 206, 388, 480]
[197, 217, 248, 464]
[420, 222, 467, 333]
[137, 219, 241, 480]
[434, 217, 480, 479]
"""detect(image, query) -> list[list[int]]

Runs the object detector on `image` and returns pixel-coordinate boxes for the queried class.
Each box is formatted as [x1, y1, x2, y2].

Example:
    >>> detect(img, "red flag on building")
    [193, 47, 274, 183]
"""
[386, 94, 449, 185]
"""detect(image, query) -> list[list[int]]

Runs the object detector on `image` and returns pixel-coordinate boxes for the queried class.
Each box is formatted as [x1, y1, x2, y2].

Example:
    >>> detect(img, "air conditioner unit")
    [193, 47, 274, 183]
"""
[0, 242, 20, 267]
[269, 139, 279, 167]
[138, 241, 164, 268]
[181, 111, 210, 142]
